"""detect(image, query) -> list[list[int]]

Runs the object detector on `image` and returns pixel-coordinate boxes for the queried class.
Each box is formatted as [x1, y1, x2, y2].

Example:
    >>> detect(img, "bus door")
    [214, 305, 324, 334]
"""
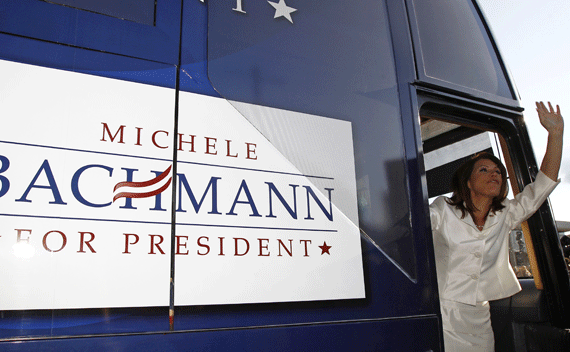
[398, 0, 570, 348]
[417, 95, 570, 351]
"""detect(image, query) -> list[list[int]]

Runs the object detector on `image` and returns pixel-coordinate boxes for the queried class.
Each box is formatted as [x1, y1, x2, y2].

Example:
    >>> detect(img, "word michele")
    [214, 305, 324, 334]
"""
[101, 123, 258, 160]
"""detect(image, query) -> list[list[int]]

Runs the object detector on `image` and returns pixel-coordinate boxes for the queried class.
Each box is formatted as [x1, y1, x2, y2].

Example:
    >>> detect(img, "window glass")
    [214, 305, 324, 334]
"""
[411, 0, 513, 99]
[46, 0, 155, 25]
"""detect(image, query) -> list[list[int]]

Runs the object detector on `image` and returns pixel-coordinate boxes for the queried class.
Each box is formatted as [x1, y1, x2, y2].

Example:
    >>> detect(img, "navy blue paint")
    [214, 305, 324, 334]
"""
[0, 308, 169, 338]
[0, 317, 442, 352]
[0, 33, 176, 88]
[0, 0, 180, 64]
[47, 0, 156, 25]
[178, 0, 219, 96]
[386, 0, 444, 345]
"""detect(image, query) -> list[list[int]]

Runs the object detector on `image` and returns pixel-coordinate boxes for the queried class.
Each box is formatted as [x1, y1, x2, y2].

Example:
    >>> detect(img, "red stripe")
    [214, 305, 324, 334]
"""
[113, 177, 172, 202]
[113, 165, 172, 192]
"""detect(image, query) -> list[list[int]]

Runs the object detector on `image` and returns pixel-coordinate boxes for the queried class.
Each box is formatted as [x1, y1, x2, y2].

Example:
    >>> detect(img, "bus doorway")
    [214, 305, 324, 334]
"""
[419, 100, 570, 351]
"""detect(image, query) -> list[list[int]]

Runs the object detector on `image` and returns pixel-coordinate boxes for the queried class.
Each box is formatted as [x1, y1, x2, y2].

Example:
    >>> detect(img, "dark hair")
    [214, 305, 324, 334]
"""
[446, 152, 508, 218]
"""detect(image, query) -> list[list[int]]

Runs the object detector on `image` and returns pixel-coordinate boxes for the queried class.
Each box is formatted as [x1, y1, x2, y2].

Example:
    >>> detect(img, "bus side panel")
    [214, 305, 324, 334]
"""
[0, 0, 181, 64]
[0, 32, 176, 89]
[0, 317, 441, 352]
[0, 0, 443, 349]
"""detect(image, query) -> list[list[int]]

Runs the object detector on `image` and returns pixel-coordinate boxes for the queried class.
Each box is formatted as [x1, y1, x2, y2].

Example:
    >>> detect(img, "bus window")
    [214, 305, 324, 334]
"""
[409, 0, 514, 101]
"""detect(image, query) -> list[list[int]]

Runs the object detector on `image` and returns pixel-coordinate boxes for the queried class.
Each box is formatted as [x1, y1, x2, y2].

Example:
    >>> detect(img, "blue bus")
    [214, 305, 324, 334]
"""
[0, 0, 568, 350]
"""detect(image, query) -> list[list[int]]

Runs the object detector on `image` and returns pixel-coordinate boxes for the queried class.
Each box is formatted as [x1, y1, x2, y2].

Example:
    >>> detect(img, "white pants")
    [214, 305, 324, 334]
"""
[440, 299, 494, 352]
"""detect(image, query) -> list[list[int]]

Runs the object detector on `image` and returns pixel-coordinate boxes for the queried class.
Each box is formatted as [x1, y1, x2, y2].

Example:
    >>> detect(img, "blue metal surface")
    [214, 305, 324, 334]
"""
[0, 316, 441, 352]
[0, 0, 181, 65]
[179, 0, 220, 97]
[0, 33, 176, 88]
[47, 0, 156, 25]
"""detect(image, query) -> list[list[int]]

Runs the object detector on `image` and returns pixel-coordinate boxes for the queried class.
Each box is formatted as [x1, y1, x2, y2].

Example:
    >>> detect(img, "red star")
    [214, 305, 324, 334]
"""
[319, 241, 331, 255]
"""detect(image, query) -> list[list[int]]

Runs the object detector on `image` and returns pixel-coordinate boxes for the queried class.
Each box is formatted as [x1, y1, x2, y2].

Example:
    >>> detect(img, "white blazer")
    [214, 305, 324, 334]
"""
[430, 171, 559, 306]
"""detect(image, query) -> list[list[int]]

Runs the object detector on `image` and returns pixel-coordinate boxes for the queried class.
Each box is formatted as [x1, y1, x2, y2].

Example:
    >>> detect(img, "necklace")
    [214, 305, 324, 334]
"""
[476, 225, 484, 230]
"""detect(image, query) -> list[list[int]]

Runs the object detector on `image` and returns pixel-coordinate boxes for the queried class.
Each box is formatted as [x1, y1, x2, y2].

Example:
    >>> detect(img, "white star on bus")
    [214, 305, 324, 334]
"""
[268, 0, 297, 24]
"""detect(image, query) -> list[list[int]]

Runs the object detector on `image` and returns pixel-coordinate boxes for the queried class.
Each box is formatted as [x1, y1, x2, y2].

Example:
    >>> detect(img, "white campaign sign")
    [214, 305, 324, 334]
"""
[0, 59, 365, 310]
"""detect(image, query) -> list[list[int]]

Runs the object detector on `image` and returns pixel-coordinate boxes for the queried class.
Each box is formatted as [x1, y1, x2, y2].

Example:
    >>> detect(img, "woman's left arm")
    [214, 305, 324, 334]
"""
[537, 101, 564, 181]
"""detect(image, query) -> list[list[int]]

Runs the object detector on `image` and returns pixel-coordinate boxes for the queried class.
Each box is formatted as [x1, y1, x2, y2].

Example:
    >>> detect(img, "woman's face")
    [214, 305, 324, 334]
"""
[467, 159, 503, 199]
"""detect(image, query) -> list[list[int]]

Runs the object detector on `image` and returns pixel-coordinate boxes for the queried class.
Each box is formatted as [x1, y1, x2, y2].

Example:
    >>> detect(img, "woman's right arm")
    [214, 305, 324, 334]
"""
[536, 101, 564, 181]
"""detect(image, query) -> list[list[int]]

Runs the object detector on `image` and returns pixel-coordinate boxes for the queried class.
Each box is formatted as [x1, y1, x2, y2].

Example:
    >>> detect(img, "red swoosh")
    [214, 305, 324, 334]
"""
[113, 177, 172, 202]
[113, 165, 172, 192]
